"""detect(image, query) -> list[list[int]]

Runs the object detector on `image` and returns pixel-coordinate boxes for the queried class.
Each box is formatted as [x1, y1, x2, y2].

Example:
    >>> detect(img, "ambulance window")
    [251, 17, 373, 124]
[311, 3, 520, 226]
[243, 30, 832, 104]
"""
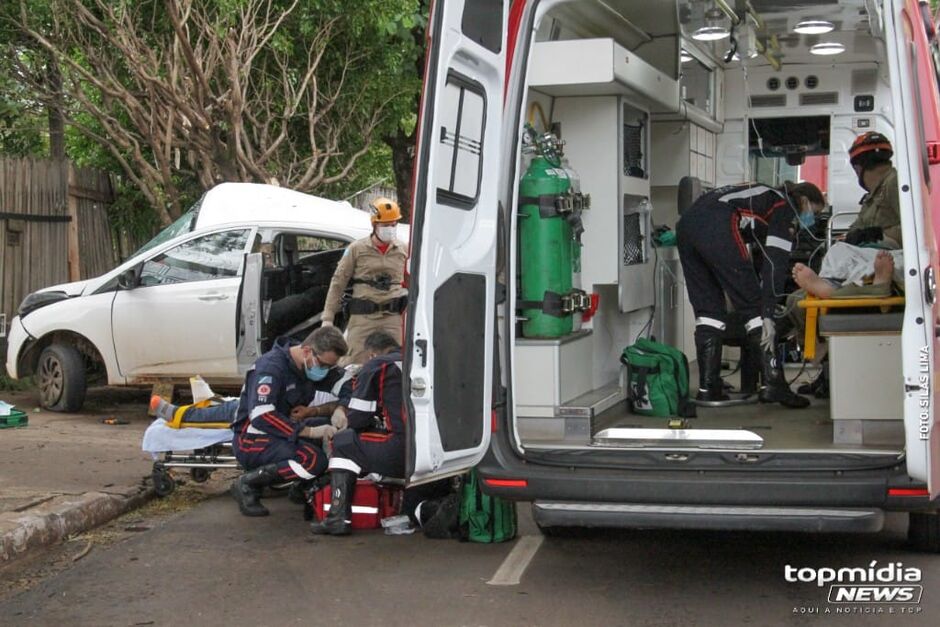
[435, 73, 486, 209]
[462, 0, 503, 54]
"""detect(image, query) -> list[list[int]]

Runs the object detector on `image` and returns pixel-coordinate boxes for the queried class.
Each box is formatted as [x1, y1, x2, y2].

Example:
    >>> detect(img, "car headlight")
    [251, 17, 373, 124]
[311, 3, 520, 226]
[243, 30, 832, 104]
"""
[18, 291, 70, 317]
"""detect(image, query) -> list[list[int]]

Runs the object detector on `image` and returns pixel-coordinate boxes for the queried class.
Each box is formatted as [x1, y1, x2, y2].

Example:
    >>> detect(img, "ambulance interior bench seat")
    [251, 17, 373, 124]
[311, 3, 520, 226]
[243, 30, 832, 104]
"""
[818, 309, 904, 446]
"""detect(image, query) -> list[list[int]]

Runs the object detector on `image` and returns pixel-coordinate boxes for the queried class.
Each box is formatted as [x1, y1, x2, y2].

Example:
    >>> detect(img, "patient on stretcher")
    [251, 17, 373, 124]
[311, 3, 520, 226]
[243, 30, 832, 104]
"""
[792, 243, 900, 299]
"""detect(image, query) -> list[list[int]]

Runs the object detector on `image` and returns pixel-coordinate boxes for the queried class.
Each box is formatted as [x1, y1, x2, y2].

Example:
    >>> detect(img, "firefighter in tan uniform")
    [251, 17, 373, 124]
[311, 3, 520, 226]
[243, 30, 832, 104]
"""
[322, 197, 407, 364]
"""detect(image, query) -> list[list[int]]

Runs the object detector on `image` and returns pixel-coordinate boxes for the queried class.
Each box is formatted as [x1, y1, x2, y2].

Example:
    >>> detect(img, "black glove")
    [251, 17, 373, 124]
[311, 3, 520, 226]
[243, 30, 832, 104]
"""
[844, 226, 883, 246]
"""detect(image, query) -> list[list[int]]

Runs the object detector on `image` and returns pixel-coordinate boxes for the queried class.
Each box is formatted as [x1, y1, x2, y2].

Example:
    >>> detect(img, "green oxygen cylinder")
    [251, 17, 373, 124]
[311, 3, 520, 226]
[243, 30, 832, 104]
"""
[519, 155, 574, 338]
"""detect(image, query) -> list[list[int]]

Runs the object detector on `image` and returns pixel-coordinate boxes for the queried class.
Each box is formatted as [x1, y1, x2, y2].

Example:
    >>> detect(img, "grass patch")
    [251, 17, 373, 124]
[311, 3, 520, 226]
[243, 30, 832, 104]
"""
[0, 373, 33, 392]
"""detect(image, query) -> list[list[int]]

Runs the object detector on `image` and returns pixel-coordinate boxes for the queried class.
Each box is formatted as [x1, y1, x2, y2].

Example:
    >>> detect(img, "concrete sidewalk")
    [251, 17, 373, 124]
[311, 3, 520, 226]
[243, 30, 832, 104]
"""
[0, 386, 156, 563]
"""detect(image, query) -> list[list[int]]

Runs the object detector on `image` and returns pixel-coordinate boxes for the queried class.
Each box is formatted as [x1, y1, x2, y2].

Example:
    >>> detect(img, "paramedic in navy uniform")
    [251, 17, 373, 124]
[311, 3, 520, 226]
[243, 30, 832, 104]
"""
[676, 181, 825, 408]
[229, 326, 351, 517]
[310, 331, 404, 536]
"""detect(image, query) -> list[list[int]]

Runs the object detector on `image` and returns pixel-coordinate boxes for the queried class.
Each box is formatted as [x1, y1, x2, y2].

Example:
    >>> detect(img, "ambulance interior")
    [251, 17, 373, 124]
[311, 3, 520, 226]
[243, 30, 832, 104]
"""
[510, 0, 909, 458]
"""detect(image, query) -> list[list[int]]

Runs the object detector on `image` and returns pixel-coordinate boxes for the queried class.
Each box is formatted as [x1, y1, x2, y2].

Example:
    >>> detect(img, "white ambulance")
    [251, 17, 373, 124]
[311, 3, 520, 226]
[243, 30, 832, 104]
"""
[397, 0, 940, 550]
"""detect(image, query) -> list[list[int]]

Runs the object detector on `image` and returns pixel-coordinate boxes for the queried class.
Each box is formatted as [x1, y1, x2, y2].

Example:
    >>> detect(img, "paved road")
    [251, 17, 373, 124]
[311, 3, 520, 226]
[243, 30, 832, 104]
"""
[1, 493, 938, 626]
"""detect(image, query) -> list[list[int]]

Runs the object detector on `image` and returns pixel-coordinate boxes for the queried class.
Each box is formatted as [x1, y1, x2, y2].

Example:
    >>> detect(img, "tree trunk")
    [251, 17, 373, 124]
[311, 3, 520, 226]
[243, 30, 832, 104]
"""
[45, 57, 66, 160]
[386, 128, 415, 221]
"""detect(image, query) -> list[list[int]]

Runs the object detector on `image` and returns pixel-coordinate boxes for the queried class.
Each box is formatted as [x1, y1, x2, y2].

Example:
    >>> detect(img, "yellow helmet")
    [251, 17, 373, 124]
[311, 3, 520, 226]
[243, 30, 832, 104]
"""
[369, 197, 402, 224]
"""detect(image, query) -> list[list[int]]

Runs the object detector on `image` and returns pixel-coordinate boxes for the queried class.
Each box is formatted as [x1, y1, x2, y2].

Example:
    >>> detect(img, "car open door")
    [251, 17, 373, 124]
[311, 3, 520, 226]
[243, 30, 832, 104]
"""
[236, 253, 264, 374]
[891, 0, 940, 496]
[404, 0, 508, 484]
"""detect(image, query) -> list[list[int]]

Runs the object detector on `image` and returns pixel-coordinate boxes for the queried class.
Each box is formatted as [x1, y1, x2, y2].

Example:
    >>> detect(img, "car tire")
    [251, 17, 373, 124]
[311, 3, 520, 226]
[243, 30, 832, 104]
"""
[908, 511, 940, 552]
[37, 343, 87, 412]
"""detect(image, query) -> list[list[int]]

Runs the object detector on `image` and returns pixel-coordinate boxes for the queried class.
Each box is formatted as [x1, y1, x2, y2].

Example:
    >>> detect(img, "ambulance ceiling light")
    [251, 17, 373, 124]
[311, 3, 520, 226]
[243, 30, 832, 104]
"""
[794, 20, 834, 35]
[681, 49, 694, 63]
[810, 42, 845, 56]
[693, 6, 730, 41]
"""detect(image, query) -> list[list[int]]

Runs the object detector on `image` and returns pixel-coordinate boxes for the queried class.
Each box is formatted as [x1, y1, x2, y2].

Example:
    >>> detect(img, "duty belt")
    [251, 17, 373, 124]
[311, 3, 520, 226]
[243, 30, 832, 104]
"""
[347, 295, 407, 316]
[349, 273, 394, 291]
[517, 289, 591, 318]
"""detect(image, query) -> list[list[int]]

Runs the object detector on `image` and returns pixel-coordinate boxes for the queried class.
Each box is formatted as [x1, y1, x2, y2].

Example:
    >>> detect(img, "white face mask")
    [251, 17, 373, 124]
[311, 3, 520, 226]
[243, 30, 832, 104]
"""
[375, 225, 397, 242]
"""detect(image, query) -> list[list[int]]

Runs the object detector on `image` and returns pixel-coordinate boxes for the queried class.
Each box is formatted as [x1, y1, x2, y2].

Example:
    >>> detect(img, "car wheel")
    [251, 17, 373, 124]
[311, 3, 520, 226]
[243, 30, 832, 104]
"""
[908, 511, 940, 552]
[37, 343, 87, 412]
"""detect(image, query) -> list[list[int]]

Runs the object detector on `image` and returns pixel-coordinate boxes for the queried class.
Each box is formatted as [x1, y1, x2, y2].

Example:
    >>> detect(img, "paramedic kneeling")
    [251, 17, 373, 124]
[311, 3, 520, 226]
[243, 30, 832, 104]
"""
[230, 326, 349, 517]
[310, 331, 403, 536]
[677, 181, 825, 408]
[321, 197, 407, 365]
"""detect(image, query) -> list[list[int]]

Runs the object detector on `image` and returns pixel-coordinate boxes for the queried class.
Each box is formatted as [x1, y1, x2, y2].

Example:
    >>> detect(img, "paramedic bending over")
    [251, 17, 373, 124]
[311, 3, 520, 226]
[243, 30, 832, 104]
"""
[676, 181, 825, 408]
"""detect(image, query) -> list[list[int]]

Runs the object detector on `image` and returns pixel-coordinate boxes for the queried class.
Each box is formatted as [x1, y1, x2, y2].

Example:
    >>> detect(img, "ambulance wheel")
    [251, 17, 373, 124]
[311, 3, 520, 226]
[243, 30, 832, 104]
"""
[908, 511, 940, 552]
[37, 343, 86, 412]
[152, 468, 176, 497]
[189, 468, 211, 483]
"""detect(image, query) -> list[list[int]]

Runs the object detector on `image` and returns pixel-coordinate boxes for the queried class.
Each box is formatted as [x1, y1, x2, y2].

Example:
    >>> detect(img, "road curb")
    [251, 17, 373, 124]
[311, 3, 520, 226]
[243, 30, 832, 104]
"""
[0, 485, 154, 564]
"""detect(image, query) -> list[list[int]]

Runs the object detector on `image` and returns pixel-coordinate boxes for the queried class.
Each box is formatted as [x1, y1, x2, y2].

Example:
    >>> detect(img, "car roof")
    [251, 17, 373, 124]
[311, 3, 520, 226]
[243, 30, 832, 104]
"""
[194, 182, 373, 235]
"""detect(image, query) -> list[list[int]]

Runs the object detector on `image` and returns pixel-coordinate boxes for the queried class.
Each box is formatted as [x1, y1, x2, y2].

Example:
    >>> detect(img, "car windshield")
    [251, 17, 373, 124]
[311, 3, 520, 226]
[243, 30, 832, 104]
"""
[131, 198, 202, 257]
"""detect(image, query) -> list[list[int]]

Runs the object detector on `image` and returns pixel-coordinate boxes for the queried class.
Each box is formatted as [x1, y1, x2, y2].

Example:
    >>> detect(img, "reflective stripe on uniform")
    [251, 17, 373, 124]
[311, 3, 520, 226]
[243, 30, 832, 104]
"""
[348, 398, 377, 412]
[246, 424, 266, 435]
[765, 235, 792, 252]
[250, 404, 276, 419]
[718, 185, 777, 203]
[329, 457, 362, 474]
[288, 459, 315, 480]
[695, 316, 727, 331]
[745, 316, 763, 332]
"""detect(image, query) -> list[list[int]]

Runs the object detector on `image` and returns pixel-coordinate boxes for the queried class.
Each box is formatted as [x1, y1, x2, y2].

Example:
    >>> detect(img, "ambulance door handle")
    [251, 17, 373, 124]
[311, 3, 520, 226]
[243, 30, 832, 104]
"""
[415, 339, 428, 367]
[199, 293, 228, 301]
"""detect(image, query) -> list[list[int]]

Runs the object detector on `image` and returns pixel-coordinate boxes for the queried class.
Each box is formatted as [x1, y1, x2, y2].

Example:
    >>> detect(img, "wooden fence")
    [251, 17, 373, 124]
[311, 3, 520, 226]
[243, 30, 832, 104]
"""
[0, 159, 116, 352]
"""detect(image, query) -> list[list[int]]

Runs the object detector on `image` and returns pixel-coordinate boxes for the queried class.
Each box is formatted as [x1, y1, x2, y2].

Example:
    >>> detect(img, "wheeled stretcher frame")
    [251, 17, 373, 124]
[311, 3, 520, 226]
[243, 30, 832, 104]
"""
[151, 442, 240, 497]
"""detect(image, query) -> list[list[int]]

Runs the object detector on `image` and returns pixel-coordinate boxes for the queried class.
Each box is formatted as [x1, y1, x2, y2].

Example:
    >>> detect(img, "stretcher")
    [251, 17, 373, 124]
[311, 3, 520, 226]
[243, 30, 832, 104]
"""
[141, 378, 240, 497]
[797, 295, 905, 360]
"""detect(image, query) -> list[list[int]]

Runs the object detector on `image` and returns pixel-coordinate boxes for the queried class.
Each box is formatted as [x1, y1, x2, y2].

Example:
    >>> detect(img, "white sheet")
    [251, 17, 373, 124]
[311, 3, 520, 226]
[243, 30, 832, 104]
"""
[819, 242, 904, 287]
[141, 418, 233, 458]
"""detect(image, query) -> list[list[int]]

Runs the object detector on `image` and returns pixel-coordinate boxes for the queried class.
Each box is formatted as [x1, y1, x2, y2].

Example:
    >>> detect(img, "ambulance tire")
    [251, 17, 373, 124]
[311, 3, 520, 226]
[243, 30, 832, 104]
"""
[37, 343, 86, 413]
[908, 511, 940, 553]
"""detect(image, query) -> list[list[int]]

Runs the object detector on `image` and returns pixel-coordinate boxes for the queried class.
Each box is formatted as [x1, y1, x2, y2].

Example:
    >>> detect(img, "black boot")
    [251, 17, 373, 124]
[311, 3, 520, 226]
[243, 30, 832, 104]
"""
[694, 329, 729, 402]
[310, 470, 356, 535]
[739, 328, 763, 395]
[759, 348, 810, 409]
[230, 464, 280, 517]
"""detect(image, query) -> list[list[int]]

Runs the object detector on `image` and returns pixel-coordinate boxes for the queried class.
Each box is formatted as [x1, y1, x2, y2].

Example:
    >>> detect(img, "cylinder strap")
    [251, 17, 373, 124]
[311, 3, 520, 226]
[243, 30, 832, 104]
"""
[517, 289, 591, 317]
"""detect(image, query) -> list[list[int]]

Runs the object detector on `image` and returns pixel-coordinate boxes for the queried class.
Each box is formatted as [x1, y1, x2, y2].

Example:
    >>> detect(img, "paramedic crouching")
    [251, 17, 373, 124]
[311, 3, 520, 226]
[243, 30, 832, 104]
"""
[229, 326, 350, 517]
[310, 331, 403, 536]
[676, 181, 826, 408]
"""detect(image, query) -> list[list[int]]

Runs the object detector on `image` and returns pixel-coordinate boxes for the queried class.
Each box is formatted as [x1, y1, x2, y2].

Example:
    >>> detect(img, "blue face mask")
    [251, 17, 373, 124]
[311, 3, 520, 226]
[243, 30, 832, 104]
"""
[304, 354, 331, 382]
[798, 211, 816, 228]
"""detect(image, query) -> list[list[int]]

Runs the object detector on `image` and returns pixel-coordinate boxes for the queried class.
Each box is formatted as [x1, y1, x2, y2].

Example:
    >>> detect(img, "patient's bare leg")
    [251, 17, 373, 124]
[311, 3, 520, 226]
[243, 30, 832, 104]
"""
[872, 250, 894, 286]
[792, 263, 836, 298]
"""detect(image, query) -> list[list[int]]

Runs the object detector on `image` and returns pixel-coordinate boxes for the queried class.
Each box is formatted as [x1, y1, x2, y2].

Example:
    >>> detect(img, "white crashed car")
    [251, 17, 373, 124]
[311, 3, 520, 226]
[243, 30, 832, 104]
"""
[4, 183, 407, 411]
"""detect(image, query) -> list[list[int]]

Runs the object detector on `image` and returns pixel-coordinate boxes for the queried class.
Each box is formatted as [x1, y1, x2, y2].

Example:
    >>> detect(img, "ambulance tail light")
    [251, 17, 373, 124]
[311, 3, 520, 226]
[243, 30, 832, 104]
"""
[483, 478, 528, 488]
[888, 487, 930, 497]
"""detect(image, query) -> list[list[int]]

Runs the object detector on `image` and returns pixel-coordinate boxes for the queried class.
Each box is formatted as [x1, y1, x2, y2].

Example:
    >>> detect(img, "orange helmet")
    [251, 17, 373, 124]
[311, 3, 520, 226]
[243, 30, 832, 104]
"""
[369, 197, 402, 224]
[849, 132, 893, 167]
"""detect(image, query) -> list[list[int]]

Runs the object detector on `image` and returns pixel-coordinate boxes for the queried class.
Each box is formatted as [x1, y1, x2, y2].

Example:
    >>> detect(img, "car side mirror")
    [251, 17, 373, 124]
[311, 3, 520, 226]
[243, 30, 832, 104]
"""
[118, 266, 141, 290]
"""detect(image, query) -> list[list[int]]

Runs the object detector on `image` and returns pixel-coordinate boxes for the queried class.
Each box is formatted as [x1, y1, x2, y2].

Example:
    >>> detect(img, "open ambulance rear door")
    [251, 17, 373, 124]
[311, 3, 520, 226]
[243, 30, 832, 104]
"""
[891, 0, 940, 497]
[404, 0, 508, 484]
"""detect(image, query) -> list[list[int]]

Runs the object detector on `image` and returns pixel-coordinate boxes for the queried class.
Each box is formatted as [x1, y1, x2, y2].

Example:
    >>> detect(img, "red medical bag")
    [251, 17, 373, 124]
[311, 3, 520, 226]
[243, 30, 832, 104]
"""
[312, 479, 402, 529]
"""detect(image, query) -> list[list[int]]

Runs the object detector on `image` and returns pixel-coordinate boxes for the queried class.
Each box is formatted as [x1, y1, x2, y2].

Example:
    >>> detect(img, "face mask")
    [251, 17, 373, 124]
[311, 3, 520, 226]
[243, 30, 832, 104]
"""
[798, 210, 816, 228]
[375, 225, 397, 242]
[304, 353, 330, 382]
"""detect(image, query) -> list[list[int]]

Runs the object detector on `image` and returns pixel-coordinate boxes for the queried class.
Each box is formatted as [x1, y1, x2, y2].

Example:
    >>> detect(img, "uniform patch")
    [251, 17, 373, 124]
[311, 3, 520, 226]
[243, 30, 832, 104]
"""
[258, 376, 273, 384]
[257, 384, 272, 396]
